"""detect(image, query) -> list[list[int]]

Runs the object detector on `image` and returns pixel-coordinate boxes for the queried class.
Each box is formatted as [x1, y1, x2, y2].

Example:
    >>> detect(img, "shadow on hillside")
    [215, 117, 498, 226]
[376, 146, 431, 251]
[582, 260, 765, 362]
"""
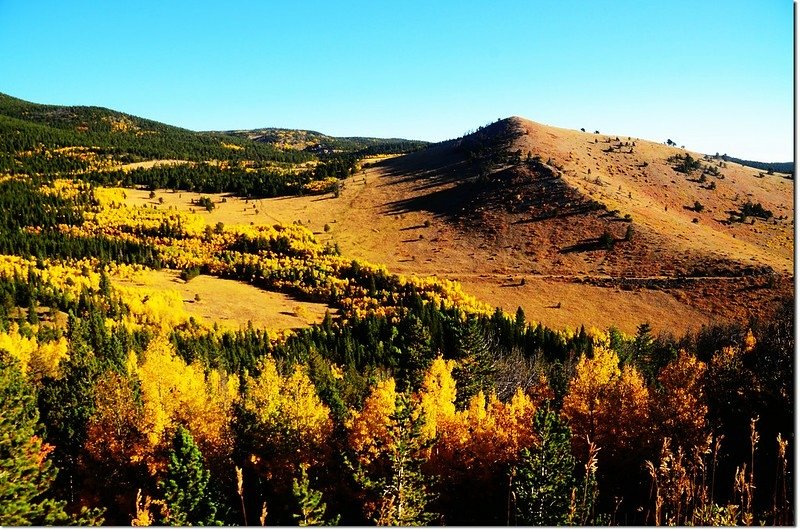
[559, 237, 617, 254]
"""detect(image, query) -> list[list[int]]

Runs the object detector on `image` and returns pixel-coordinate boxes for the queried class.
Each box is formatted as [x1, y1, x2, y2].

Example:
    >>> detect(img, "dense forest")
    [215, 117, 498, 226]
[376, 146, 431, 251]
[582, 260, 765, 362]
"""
[0, 176, 792, 526]
[0, 93, 425, 198]
[0, 94, 793, 526]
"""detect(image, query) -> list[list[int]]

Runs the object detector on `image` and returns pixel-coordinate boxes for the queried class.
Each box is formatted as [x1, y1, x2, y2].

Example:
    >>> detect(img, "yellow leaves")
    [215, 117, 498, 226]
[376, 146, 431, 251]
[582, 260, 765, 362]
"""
[85, 370, 146, 469]
[29, 336, 69, 381]
[417, 357, 457, 439]
[243, 356, 333, 456]
[653, 350, 708, 450]
[433, 388, 537, 476]
[347, 378, 399, 467]
[562, 347, 649, 458]
[563, 346, 621, 420]
[85, 335, 238, 477]
[133, 334, 237, 470]
[0, 324, 37, 375]
[743, 329, 757, 353]
[114, 285, 195, 331]
[0, 323, 69, 382]
[349, 358, 537, 482]
[242, 357, 333, 484]
[0, 255, 101, 300]
[303, 176, 340, 194]
[220, 142, 244, 151]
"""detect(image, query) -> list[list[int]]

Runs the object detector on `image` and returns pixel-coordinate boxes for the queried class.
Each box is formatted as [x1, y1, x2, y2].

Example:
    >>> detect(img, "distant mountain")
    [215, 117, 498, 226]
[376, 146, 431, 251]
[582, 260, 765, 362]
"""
[0, 93, 427, 172]
[718, 154, 793, 175]
[217, 127, 429, 155]
[0, 92, 308, 165]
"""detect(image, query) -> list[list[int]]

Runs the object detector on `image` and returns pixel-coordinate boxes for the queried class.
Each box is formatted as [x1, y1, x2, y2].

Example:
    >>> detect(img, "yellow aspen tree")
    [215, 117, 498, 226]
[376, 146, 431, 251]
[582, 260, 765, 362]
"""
[133, 334, 237, 474]
[562, 347, 649, 464]
[242, 357, 333, 482]
[416, 357, 457, 441]
[83, 370, 146, 470]
[652, 350, 709, 451]
[346, 377, 398, 468]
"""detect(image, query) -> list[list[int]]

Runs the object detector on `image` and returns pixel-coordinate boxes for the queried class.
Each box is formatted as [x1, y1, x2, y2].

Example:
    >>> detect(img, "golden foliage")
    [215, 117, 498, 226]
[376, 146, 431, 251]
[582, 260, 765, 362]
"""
[0, 323, 69, 382]
[84, 370, 146, 469]
[347, 377, 399, 467]
[242, 356, 333, 478]
[562, 347, 649, 459]
[133, 334, 238, 471]
[652, 350, 708, 450]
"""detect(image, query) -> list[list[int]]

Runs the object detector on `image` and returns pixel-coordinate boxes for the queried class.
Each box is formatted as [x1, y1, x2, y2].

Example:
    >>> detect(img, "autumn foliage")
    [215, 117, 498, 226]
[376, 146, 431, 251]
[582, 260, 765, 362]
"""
[0, 176, 791, 526]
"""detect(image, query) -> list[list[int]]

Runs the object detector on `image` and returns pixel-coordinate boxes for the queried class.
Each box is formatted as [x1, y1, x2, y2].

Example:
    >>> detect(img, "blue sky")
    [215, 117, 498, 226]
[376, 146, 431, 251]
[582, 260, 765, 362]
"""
[0, 0, 793, 161]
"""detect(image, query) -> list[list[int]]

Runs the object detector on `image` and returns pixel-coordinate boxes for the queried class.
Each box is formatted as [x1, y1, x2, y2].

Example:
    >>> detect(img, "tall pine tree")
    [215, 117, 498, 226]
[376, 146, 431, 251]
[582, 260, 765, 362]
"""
[0, 352, 70, 525]
[511, 406, 576, 525]
[158, 426, 221, 526]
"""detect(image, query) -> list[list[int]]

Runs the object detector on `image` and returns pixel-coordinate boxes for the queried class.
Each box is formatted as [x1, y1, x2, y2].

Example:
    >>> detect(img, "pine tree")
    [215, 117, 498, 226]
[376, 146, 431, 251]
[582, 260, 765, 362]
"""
[452, 317, 495, 408]
[354, 393, 437, 525]
[0, 352, 69, 525]
[158, 426, 221, 526]
[514, 306, 527, 338]
[511, 407, 576, 525]
[292, 463, 339, 526]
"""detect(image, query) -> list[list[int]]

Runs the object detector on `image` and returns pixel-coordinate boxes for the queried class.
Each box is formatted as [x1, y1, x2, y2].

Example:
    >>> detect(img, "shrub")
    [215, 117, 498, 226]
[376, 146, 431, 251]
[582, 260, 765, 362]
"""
[599, 230, 615, 249]
[624, 224, 634, 241]
[196, 196, 214, 212]
[180, 267, 201, 282]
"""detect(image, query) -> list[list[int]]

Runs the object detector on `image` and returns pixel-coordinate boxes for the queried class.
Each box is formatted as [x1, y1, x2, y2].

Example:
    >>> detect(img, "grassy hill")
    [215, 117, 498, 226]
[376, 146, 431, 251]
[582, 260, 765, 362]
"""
[0, 92, 309, 166]
[230, 116, 792, 332]
[0, 93, 428, 197]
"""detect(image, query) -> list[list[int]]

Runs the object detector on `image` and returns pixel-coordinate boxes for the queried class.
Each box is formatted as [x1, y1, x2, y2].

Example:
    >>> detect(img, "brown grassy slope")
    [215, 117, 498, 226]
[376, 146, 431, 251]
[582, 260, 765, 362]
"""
[507, 117, 793, 274]
[376, 117, 792, 277]
[121, 117, 792, 334]
[112, 269, 334, 331]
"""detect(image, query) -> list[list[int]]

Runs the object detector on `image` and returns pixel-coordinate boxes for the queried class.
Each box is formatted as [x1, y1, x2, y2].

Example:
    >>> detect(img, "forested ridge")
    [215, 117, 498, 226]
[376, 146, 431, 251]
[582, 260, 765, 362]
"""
[0, 95, 793, 526]
[0, 93, 426, 198]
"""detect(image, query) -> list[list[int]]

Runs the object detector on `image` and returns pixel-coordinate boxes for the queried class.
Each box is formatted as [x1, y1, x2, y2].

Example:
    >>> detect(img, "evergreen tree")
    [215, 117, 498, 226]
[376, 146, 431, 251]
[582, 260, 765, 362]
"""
[511, 407, 576, 525]
[355, 393, 437, 526]
[158, 426, 221, 526]
[451, 317, 495, 407]
[0, 352, 70, 525]
[292, 463, 340, 526]
[514, 306, 527, 339]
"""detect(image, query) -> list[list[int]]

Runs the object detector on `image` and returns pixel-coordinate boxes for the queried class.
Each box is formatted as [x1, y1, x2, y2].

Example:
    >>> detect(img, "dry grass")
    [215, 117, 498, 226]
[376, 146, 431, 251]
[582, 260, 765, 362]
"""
[510, 117, 793, 274]
[111, 268, 333, 331]
[116, 118, 792, 335]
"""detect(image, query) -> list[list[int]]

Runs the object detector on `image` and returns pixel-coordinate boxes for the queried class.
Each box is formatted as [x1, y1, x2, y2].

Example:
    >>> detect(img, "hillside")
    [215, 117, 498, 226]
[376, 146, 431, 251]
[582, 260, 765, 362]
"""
[240, 117, 792, 333]
[0, 93, 431, 199]
[0, 92, 309, 165]
[219, 126, 429, 154]
[0, 103, 792, 526]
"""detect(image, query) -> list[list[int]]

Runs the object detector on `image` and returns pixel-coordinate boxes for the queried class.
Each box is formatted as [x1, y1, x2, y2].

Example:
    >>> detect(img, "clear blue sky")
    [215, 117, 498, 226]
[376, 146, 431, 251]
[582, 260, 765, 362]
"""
[0, 0, 793, 161]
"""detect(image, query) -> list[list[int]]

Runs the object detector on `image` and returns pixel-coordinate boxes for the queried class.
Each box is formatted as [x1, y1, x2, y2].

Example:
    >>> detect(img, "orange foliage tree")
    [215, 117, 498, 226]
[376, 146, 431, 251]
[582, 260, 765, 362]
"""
[650, 350, 709, 451]
[561, 347, 650, 468]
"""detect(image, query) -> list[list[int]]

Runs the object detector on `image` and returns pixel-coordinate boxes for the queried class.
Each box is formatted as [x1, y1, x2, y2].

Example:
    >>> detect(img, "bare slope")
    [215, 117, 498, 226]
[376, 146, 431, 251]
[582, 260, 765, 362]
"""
[122, 117, 792, 334]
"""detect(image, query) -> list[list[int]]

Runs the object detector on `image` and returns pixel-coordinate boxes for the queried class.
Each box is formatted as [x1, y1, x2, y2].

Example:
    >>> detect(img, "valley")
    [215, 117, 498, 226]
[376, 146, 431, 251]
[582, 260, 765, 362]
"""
[0, 92, 792, 526]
